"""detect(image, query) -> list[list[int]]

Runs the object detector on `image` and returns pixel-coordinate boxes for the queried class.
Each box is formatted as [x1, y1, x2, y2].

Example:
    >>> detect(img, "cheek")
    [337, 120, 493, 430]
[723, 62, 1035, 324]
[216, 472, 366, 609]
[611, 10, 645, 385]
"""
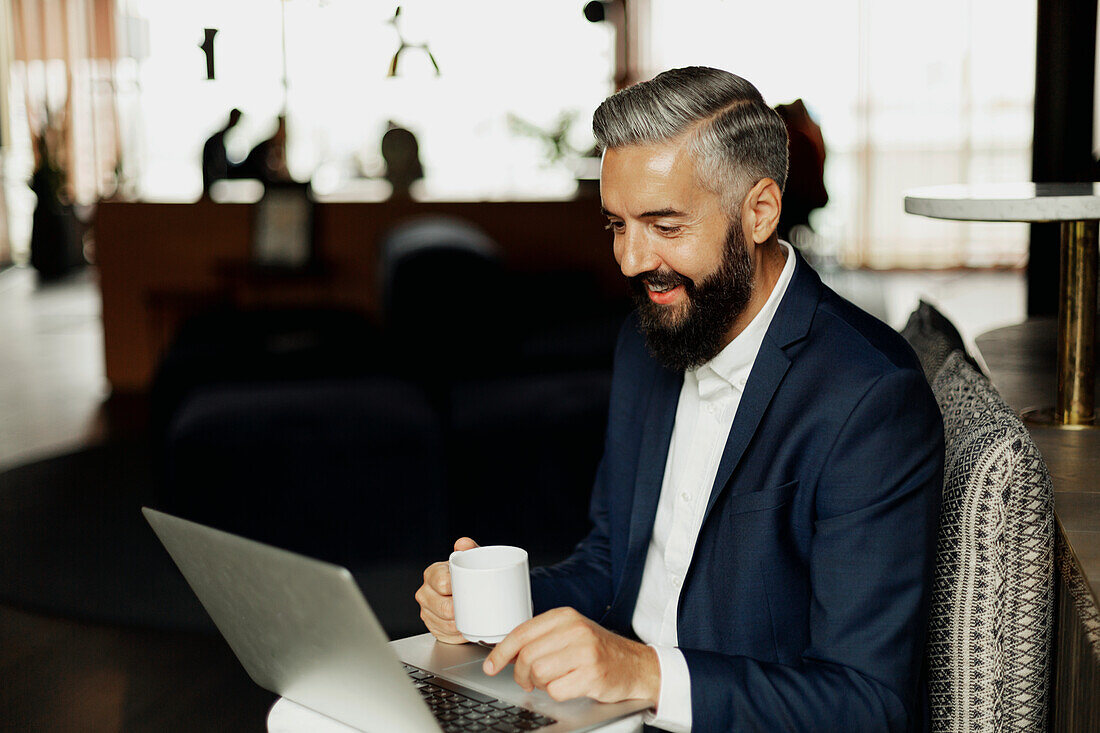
[666, 242, 719, 281]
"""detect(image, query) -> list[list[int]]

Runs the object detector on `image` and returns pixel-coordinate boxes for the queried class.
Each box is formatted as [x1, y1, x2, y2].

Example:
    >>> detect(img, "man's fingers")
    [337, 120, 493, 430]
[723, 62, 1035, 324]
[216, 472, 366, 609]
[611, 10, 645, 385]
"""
[453, 537, 479, 552]
[423, 620, 465, 644]
[420, 605, 464, 643]
[484, 608, 573, 675]
[415, 584, 454, 620]
[514, 642, 579, 693]
[415, 546, 481, 645]
[419, 603, 458, 632]
[424, 561, 452, 595]
[544, 668, 590, 702]
[484, 617, 541, 675]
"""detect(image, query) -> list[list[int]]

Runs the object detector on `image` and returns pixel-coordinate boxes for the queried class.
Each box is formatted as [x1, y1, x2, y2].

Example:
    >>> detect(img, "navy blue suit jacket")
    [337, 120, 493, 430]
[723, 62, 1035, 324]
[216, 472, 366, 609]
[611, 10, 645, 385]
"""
[530, 250, 944, 732]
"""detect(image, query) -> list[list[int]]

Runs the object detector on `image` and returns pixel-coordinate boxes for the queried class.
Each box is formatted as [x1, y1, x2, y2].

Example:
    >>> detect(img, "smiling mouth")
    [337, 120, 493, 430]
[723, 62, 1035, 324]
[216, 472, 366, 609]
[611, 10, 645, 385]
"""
[632, 270, 688, 306]
[645, 283, 683, 305]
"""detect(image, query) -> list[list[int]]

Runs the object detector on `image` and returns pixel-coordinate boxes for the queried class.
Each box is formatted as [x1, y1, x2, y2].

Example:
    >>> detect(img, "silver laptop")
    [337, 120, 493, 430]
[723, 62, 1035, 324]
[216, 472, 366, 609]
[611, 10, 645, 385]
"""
[142, 508, 648, 733]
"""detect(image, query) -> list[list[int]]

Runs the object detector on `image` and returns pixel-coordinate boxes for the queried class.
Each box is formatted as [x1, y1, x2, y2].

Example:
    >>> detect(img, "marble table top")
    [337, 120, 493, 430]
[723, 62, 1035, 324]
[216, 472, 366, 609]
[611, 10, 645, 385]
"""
[904, 182, 1100, 222]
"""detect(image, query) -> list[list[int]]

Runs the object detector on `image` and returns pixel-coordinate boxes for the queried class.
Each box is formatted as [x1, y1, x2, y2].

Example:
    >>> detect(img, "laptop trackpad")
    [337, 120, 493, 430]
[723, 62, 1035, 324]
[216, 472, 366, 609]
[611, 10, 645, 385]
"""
[441, 659, 530, 700]
[443, 659, 624, 722]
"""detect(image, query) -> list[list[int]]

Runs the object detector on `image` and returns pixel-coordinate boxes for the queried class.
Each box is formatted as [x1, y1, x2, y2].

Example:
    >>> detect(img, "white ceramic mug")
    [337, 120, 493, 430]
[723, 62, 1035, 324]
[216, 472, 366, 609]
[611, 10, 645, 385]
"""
[449, 545, 533, 644]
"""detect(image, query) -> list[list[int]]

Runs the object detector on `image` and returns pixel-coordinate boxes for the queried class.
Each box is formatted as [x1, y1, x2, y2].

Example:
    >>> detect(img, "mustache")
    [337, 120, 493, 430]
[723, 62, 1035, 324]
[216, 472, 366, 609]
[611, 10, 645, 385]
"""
[629, 268, 692, 294]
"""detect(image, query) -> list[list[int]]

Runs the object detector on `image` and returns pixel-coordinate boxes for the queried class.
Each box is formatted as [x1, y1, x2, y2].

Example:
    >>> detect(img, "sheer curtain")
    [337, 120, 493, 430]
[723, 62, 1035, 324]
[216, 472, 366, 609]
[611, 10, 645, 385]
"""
[7, 0, 122, 203]
[2, 0, 124, 262]
[637, 0, 1036, 269]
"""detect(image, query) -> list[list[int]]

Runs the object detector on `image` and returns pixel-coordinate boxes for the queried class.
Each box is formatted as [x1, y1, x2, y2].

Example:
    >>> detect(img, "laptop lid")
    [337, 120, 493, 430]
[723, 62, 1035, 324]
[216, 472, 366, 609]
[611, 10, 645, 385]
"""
[143, 508, 649, 733]
[142, 507, 438, 733]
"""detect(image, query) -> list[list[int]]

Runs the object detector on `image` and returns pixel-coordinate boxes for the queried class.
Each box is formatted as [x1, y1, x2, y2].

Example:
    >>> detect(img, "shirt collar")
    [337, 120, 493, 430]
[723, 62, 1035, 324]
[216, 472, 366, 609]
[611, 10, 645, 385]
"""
[691, 240, 797, 397]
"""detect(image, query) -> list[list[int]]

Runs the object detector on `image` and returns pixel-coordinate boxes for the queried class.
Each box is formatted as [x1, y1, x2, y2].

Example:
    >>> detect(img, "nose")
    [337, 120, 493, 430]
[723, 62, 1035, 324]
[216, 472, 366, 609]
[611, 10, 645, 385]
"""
[615, 227, 660, 279]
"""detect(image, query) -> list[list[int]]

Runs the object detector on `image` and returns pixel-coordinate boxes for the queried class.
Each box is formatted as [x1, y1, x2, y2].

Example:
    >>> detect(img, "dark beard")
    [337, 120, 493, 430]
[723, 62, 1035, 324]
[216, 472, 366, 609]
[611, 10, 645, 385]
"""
[629, 223, 756, 372]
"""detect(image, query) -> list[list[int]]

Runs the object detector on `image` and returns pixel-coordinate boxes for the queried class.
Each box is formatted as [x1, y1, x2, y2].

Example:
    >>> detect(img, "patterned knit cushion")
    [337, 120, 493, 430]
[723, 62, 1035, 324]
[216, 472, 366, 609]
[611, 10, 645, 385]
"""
[901, 300, 983, 383]
[927, 351, 1054, 732]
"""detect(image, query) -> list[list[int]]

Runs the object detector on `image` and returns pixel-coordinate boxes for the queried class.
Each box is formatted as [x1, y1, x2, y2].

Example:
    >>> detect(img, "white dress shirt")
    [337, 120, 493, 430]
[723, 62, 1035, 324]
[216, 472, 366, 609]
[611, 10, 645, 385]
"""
[633, 242, 796, 732]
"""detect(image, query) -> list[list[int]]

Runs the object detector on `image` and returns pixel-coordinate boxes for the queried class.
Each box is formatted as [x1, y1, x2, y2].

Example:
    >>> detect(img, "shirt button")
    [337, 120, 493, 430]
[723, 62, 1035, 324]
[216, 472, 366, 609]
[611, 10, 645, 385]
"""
[738, 376, 748, 387]
[680, 491, 690, 502]
[705, 403, 716, 414]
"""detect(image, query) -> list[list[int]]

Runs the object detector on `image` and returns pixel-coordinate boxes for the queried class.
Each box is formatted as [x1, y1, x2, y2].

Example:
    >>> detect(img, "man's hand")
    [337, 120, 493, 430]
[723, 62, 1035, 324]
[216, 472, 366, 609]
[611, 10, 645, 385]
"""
[483, 607, 660, 707]
[415, 537, 479, 644]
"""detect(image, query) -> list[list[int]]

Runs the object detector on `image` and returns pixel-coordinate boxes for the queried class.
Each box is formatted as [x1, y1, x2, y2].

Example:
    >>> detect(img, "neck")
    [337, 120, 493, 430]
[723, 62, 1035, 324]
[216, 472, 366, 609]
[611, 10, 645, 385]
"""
[720, 237, 787, 347]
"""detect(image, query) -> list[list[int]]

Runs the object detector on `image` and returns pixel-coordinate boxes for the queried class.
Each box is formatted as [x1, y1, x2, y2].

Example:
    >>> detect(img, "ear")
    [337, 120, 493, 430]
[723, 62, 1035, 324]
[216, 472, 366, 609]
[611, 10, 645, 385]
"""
[741, 178, 783, 244]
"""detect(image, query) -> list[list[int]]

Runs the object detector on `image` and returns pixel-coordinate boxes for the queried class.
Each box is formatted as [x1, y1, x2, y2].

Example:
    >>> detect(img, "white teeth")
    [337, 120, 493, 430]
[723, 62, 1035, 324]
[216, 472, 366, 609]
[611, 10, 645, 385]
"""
[647, 283, 674, 293]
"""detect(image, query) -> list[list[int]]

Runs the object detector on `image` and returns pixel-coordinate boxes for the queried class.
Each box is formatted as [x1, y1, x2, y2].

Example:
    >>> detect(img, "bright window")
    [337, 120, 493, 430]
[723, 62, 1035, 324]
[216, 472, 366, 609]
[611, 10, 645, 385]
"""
[645, 0, 1036, 268]
[3, 0, 1037, 270]
[128, 0, 614, 202]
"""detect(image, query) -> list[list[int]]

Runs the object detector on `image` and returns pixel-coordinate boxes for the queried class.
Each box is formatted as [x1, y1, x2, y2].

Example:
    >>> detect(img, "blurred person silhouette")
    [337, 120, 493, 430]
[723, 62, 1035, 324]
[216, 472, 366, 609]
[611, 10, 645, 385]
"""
[381, 123, 424, 200]
[241, 115, 292, 185]
[201, 108, 242, 197]
[775, 99, 828, 242]
[28, 108, 84, 279]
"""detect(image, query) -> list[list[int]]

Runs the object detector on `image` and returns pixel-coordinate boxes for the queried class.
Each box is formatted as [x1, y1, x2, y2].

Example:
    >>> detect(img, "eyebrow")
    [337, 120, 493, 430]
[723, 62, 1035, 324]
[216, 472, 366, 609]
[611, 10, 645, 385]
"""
[600, 206, 687, 219]
[639, 208, 686, 219]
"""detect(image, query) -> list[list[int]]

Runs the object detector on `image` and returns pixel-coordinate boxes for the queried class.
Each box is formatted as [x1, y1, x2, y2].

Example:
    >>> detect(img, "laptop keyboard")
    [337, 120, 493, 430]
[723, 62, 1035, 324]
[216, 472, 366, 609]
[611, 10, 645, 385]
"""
[403, 664, 558, 732]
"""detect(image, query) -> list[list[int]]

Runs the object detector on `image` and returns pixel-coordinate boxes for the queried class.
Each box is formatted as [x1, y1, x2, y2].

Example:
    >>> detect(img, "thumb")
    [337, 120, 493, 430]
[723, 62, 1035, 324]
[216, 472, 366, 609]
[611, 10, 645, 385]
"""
[453, 537, 479, 552]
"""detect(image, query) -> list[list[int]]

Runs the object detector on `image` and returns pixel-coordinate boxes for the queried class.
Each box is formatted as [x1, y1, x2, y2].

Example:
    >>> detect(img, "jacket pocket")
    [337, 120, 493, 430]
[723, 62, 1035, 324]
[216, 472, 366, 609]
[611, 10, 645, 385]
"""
[724, 479, 799, 515]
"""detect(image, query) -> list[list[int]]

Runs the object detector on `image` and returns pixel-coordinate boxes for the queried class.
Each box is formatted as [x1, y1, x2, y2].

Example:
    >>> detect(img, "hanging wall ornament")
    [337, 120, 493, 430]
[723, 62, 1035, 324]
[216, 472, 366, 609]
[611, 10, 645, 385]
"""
[386, 6, 440, 78]
[200, 28, 218, 80]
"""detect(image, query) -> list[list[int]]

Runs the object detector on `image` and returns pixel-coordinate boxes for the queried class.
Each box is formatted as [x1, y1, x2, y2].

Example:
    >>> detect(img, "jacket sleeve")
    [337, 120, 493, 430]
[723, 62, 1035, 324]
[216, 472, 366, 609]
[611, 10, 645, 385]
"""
[683, 367, 944, 732]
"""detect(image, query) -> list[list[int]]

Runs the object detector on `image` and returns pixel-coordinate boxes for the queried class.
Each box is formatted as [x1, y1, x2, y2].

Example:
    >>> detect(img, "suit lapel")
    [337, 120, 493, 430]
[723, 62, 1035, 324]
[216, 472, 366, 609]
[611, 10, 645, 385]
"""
[701, 247, 821, 526]
[702, 342, 790, 524]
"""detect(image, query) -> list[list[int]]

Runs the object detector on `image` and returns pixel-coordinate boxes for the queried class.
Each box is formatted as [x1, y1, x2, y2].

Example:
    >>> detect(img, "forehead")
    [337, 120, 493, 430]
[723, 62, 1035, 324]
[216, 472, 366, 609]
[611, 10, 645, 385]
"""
[599, 138, 710, 213]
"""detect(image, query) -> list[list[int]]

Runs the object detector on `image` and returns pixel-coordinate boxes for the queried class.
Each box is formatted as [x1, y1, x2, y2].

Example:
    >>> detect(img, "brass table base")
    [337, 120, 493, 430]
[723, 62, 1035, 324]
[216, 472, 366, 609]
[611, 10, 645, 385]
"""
[1056, 220, 1097, 426]
[1022, 220, 1097, 428]
[1022, 406, 1097, 430]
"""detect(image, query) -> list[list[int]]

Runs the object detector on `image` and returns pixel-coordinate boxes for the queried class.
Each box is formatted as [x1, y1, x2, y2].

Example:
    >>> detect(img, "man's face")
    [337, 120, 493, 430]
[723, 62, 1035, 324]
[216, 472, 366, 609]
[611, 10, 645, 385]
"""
[601, 139, 756, 371]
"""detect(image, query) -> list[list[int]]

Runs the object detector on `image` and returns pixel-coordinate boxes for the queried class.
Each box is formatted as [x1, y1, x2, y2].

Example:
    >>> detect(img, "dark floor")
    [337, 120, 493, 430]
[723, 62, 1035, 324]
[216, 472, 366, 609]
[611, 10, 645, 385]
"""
[0, 604, 275, 731]
[0, 267, 276, 731]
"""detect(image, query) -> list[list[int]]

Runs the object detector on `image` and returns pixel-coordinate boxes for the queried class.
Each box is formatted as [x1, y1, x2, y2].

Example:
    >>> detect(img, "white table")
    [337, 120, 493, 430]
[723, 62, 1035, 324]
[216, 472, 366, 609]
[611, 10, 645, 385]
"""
[268, 697, 361, 732]
[267, 697, 644, 732]
[267, 633, 646, 732]
[905, 183, 1100, 426]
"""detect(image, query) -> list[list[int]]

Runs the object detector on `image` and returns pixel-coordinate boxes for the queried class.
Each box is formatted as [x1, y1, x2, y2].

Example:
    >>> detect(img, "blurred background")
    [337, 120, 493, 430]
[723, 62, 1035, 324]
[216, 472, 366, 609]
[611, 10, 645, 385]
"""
[0, 0, 1095, 730]
[0, 0, 1044, 268]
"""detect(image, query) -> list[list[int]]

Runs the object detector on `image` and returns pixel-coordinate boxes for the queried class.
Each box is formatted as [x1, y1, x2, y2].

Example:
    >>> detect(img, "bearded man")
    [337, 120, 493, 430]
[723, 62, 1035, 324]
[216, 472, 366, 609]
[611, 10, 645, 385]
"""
[416, 67, 943, 733]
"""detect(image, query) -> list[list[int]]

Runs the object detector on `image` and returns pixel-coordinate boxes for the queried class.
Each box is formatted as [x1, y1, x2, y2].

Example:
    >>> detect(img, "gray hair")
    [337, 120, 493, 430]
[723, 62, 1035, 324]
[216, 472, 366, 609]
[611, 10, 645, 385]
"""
[593, 67, 789, 206]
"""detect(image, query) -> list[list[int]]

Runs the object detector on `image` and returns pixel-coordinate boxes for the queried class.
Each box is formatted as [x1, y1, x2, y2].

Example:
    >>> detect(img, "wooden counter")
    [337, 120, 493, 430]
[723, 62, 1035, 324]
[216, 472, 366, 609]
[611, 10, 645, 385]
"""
[94, 197, 624, 392]
[975, 320, 1100, 732]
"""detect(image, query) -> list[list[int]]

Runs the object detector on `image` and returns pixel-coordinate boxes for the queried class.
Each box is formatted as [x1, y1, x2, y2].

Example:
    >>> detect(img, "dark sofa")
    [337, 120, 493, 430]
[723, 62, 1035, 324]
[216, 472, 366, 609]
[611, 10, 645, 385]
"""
[152, 226, 628, 578]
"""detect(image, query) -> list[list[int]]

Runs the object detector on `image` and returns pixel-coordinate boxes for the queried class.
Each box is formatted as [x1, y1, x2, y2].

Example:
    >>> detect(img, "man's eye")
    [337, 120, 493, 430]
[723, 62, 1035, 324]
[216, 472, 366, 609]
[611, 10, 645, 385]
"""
[655, 225, 681, 235]
[604, 221, 624, 232]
